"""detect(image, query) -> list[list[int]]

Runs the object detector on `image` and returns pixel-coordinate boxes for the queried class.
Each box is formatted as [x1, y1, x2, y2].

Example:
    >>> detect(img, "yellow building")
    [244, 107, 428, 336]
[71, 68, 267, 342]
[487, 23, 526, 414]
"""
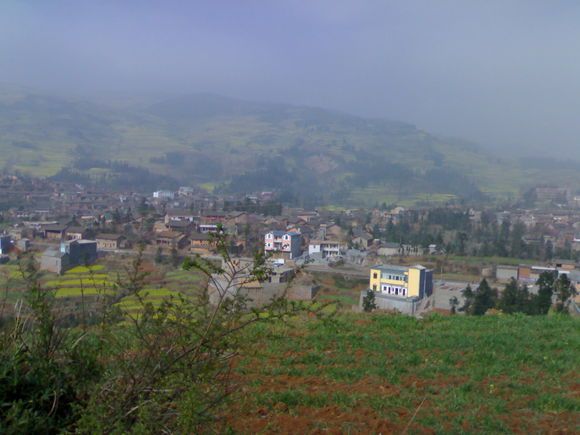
[369, 264, 433, 299]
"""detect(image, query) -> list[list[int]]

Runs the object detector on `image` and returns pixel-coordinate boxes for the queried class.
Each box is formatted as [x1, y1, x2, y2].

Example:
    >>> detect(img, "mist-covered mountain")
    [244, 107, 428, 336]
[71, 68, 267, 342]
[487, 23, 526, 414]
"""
[0, 86, 578, 206]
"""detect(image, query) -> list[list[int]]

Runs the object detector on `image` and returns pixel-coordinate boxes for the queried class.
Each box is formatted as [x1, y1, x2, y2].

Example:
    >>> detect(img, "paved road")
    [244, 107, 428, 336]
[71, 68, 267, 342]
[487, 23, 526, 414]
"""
[432, 280, 470, 311]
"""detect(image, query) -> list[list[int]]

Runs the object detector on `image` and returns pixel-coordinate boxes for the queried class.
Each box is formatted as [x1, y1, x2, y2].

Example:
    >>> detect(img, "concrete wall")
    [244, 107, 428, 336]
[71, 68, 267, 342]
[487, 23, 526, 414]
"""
[359, 291, 419, 315]
[208, 277, 288, 309]
[496, 266, 518, 281]
[40, 255, 67, 274]
[288, 285, 320, 301]
[209, 275, 318, 309]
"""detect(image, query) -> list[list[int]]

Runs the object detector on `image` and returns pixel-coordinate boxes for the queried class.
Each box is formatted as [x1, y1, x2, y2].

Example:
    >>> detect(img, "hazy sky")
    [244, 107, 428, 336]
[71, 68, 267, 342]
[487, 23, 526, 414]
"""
[2, 0, 580, 158]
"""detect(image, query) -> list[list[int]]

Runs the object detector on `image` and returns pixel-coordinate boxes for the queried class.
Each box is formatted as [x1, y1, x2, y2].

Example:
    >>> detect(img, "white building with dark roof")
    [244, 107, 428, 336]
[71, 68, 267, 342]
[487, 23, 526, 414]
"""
[264, 230, 302, 259]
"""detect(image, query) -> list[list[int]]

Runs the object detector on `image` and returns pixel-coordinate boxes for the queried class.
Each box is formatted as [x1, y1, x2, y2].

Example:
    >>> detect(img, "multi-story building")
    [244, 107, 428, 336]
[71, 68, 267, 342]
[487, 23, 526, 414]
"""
[264, 231, 302, 259]
[308, 239, 347, 258]
[96, 234, 126, 250]
[153, 190, 175, 200]
[40, 239, 98, 274]
[0, 235, 12, 255]
[369, 264, 433, 299]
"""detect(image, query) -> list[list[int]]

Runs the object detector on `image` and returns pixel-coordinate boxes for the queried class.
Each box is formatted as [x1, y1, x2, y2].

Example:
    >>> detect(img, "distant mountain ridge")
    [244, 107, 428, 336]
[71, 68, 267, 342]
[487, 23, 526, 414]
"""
[0, 86, 578, 206]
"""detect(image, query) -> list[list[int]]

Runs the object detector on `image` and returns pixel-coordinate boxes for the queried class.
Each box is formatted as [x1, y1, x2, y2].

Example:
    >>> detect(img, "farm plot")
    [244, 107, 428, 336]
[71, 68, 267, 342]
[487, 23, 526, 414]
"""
[0, 264, 27, 303]
[312, 273, 367, 308]
[114, 268, 204, 316]
[42, 266, 117, 299]
[227, 313, 580, 433]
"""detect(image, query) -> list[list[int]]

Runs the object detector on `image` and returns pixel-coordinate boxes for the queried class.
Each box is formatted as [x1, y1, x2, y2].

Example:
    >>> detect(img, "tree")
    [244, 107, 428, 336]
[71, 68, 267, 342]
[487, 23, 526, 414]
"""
[460, 284, 474, 313]
[498, 278, 520, 314]
[535, 271, 556, 314]
[170, 245, 180, 268]
[544, 240, 554, 261]
[112, 207, 122, 225]
[154, 246, 163, 264]
[362, 289, 377, 312]
[498, 278, 532, 314]
[137, 197, 150, 217]
[455, 231, 468, 256]
[509, 221, 526, 258]
[471, 279, 497, 315]
[385, 218, 396, 242]
[554, 274, 577, 314]
[449, 296, 459, 314]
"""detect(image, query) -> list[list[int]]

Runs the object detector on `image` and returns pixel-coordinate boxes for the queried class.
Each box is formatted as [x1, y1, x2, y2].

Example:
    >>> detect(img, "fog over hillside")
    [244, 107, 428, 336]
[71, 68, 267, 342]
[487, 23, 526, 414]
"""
[1, 1, 580, 161]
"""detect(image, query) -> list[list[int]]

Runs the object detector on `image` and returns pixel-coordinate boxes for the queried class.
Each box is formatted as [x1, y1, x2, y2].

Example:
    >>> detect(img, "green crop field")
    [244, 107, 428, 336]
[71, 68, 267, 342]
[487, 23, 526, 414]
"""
[41, 265, 117, 298]
[0, 265, 27, 303]
[227, 313, 580, 433]
[66, 265, 105, 274]
[114, 268, 204, 315]
[45, 278, 113, 288]
[54, 287, 116, 298]
[115, 288, 182, 310]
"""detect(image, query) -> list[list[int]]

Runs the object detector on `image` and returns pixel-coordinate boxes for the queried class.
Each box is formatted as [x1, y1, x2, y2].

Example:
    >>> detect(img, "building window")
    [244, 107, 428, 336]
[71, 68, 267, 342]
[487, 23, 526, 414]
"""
[373, 273, 377, 279]
[395, 288, 399, 295]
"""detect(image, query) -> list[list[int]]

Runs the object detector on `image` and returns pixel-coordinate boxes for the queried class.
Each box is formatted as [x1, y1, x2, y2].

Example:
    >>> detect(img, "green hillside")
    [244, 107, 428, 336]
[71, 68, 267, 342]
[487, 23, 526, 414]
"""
[1, 86, 578, 205]
[229, 313, 579, 433]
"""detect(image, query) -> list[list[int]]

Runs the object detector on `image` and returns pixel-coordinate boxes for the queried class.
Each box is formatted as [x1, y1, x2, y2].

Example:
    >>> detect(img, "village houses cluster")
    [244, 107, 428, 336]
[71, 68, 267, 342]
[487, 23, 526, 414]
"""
[0, 176, 579, 312]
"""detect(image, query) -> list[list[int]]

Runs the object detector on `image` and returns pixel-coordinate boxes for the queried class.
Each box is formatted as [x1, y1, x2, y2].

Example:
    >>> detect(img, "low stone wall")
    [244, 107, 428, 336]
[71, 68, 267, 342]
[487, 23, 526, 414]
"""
[288, 284, 320, 301]
[209, 278, 321, 309]
[358, 290, 420, 315]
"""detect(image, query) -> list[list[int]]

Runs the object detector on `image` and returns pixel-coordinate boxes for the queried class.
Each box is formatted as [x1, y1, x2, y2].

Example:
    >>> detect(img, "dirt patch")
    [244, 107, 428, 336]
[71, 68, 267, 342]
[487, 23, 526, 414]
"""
[226, 405, 402, 434]
[354, 319, 372, 326]
[251, 375, 400, 397]
[402, 374, 469, 390]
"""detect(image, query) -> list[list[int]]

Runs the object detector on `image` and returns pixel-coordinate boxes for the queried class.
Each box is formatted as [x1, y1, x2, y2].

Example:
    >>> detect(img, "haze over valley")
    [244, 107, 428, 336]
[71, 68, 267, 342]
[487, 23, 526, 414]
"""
[1, 85, 579, 206]
[1, 2, 579, 433]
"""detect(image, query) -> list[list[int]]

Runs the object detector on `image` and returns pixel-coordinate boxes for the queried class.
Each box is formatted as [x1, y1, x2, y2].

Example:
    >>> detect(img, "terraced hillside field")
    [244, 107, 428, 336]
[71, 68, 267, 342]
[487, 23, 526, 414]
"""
[3, 87, 580, 205]
[228, 313, 579, 433]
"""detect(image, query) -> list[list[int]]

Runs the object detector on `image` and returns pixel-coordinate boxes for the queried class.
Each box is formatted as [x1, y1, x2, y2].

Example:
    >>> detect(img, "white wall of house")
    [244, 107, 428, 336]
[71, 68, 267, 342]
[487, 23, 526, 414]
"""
[308, 244, 321, 255]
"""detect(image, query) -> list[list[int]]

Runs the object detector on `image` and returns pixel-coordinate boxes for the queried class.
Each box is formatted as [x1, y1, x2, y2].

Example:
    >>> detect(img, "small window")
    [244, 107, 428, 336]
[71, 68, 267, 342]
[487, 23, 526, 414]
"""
[373, 273, 377, 279]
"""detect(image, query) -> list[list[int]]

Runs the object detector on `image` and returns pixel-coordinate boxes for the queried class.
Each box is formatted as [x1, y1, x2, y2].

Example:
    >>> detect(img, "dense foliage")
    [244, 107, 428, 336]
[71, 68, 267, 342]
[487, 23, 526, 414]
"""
[0, 239, 315, 433]
[376, 207, 579, 261]
[461, 272, 577, 315]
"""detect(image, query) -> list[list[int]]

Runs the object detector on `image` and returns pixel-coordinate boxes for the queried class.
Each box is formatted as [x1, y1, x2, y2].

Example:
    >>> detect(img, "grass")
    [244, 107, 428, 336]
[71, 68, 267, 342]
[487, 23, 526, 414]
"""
[41, 264, 115, 298]
[54, 287, 116, 298]
[115, 287, 186, 314]
[45, 278, 113, 288]
[200, 182, 217, 193]
[311, 272, 367, 308]
[227, 313, 580, 433]
[66, 265, 105, 274]
[0, 265, 27, 303]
